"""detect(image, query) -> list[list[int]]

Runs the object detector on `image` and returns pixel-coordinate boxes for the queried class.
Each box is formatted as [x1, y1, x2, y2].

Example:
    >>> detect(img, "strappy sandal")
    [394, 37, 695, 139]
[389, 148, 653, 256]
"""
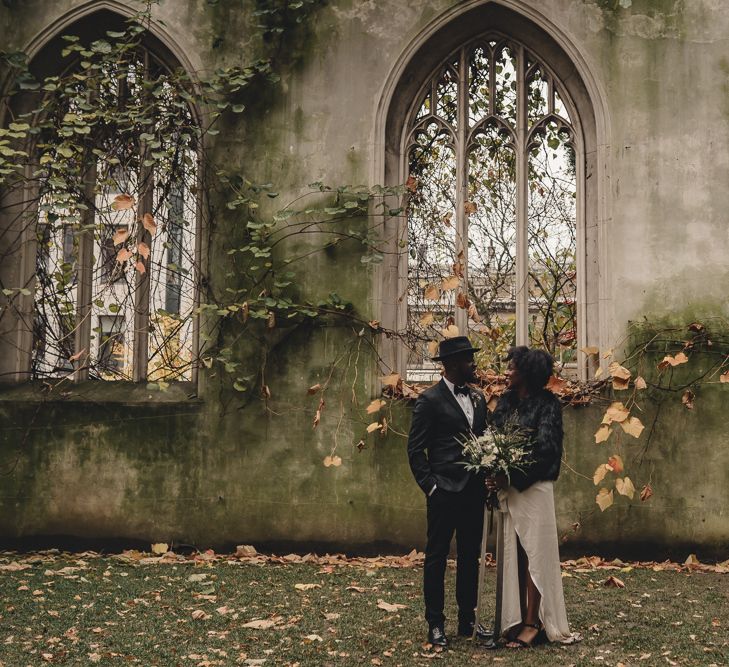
[506, 622, 542, 649]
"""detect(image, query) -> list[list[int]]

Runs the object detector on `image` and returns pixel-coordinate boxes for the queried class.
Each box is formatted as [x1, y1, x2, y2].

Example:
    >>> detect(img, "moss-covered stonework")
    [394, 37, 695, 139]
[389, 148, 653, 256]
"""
[2, 0, 729, 556]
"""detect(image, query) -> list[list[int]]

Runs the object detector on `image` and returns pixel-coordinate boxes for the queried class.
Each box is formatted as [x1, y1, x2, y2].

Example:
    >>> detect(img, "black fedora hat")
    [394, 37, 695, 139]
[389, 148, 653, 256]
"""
[431, 336, 481, 361]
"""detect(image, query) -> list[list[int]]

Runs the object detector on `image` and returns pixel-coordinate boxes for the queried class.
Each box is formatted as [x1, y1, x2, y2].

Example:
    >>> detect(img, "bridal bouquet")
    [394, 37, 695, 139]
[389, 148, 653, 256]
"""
[460, 416, 531, 482]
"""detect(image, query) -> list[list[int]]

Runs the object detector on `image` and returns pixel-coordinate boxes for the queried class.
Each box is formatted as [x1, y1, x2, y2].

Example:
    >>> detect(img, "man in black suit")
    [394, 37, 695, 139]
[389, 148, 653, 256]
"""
[407, 336, 489, 648]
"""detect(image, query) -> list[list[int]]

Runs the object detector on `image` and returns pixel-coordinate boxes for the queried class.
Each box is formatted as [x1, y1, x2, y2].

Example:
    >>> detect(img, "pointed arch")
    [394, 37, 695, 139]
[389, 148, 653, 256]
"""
[0, 5, 204, 385]
[372, 1, 610, 380]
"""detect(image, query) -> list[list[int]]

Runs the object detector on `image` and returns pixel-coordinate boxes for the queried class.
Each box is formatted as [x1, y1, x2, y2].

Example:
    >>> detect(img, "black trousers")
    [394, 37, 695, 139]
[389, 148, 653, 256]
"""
[423, 475, 486, 628]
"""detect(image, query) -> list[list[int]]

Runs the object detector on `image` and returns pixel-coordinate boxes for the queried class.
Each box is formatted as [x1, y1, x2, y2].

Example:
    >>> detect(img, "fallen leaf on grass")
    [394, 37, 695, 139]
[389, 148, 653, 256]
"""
[377, 599, 407, 612]
[603, 575, 625, 588]
[151, 543, 168, 555]
[191, 609, 210, 620]
[323, 612, 340, 621]
[242, 618, 279, 630]
[236, 545, 257, 557]
[294, 583, 321, 591]
[303, 634, 323, 642]
[346, 586, 368, 593]
[684, 554, 700, 567]
[0, 562, 30, 571]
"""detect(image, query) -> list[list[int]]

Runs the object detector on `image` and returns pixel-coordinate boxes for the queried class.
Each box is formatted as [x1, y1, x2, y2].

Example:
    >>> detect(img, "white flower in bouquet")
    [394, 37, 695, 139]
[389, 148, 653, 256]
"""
[459, 415, 531, 480]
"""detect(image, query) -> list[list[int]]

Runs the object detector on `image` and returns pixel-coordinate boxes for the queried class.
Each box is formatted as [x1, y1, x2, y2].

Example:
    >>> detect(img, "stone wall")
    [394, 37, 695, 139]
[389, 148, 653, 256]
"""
[1, 0, 729, 558]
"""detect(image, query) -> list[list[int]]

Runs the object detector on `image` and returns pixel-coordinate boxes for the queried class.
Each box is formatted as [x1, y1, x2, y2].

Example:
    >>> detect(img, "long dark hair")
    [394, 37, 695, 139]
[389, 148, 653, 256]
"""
[506, 346, 554, 394]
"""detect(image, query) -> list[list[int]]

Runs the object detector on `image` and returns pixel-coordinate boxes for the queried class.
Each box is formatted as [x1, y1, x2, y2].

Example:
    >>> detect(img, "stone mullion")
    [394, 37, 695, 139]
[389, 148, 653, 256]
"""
[73, 161, 97, 382]
[515, 44, 529, 347]
[455, 48, 468, 337]
[133, 50, 152, 382]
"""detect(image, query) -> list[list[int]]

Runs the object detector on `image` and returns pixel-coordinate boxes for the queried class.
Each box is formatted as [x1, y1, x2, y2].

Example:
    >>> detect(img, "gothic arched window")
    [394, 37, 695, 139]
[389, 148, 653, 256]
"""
[402, 36, 583, 381]
[0, 14, 200, 384]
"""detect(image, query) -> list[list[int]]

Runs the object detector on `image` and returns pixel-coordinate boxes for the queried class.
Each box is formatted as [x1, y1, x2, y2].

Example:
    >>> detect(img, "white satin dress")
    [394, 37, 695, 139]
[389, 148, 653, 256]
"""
[498, 481, 581, 643]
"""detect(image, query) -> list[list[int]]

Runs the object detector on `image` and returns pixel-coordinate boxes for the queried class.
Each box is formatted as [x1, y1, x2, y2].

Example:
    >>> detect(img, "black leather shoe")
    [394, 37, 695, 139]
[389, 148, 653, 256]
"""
[458, 621, 493, 641]
[427, 625, 448, 648]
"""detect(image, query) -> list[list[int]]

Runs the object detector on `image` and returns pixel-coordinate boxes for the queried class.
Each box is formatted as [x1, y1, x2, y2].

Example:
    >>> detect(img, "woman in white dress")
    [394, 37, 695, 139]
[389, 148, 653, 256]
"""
[486, 346, 579, 649]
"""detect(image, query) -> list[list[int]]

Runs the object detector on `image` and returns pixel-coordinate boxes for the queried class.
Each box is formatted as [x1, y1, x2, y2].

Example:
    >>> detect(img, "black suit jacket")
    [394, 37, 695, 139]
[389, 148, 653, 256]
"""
[407, 379, 488, 494]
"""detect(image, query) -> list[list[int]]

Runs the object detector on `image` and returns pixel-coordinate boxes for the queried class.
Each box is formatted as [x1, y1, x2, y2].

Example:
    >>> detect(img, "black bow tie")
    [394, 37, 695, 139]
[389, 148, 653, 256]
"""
[454, 385, 470, 397]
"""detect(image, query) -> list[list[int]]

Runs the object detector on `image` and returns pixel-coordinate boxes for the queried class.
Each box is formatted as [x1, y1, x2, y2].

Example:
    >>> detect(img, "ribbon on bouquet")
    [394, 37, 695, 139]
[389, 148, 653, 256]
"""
[474, 489, 507, 645]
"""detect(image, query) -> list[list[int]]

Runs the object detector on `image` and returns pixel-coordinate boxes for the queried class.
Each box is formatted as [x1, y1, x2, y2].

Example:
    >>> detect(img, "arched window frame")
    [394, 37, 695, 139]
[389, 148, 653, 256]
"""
[400, 33, 585, 378]
[373, 3, 606, 384]
[0, 8, 206, 386]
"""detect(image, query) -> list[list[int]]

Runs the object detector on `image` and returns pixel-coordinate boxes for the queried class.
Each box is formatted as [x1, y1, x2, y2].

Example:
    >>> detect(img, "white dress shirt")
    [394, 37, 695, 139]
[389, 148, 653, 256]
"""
[442, 377, 474, 428]
[429, 378, 474, 496]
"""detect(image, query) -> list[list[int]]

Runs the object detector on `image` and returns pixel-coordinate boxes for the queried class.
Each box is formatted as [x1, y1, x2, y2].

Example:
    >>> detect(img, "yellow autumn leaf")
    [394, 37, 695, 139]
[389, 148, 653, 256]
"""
[593, 463, 610, 485]
[419, 312, 435, 327]
[111, 193, 135, 210]
[427, 341, 439, 357]
[323, 455, 342, 467]
[366, 399, 386, 414]
[424, 284, 440, 301]
[116, 248, 132, 263]
[634, 375, 647, 390]
[594, 424, 611, 444]
[615, 476, 635, 499]
[463, 201, 477, 215]
[440, 275, 459, 291]
[380, 372, 400, 388]
[366, 422, 381, 433]
[142, 212, 157, 235]
[137, 242, 150, 260]
[151, 543, 168, 555]
[596, 488, 614, 512]
[609, 362, 631, 380]
[620, 416, 644, 438]
[604, 402, 630, 424]
[441, 324, 459, 339]
[112, 228, 129, 245]
[376, 599, 407, 612]
[659, 351, 689, 369]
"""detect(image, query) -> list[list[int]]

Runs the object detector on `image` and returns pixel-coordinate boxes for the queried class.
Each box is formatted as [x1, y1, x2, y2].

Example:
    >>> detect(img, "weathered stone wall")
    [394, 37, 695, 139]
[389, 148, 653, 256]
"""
[1, 0, 729, 558]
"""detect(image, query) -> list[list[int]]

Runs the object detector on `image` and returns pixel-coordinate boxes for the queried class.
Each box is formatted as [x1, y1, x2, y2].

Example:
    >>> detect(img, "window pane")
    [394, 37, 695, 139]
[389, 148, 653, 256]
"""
[467, 125, 517, 371]
[406, 122, 457, 381]
[528, 121, 577, 365]
[468, 45, 490, 127]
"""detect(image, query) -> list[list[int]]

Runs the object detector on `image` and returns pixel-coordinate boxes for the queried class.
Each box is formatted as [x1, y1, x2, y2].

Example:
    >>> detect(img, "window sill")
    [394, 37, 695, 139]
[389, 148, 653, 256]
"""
[0, 381, 202, 406]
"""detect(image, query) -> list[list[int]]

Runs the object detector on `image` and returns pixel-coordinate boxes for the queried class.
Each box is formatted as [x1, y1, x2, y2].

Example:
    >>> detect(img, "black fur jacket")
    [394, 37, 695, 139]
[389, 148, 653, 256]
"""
[491, 388, 563, 492]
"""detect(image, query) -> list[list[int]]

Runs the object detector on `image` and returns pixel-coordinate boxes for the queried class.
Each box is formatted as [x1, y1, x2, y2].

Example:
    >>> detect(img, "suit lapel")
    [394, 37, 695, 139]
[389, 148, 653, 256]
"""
[469, 388, 486, 434]
[438, 379, 471, 431]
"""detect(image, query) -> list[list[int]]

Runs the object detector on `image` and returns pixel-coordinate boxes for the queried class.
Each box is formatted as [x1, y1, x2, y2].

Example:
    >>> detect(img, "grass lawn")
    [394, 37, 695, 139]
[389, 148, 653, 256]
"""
[0, 551, 727, 666]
